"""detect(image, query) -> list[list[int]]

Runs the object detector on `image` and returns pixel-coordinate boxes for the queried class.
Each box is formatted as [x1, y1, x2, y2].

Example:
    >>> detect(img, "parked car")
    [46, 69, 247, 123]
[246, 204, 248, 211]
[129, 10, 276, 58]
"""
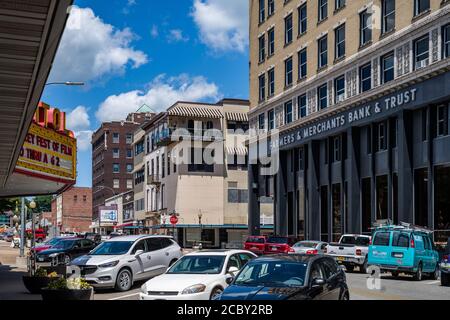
[326, 234, 371, 273]
[70, 235, 183, 292]
[441, 238, 450, 286]
[3, 232, 14, 242]
[139, 250, 257, 300]
[84, 233, 102, 245]
[292, 241, 328, 255]
[368, 224, 439, 281]
[215, 254, 349, 300]
[30, 236, 78, 254]
[35, 238, 97, 266]
[244, 236, 267, 255]
[60, 231, 79, 238]
[264, 236, 298, 255]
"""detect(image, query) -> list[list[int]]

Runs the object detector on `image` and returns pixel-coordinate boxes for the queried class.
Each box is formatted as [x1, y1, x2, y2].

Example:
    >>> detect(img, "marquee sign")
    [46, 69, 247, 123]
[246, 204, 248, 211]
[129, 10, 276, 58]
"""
[14, 102, 77, 184]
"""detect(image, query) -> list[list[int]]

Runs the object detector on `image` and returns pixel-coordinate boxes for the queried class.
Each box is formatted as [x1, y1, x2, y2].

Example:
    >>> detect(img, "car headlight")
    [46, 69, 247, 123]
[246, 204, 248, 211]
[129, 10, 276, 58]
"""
[140, 284, 147, 294]
[181, 284, 206, 295]
[99, 261, 119, 268]
[49, 253, 60, 258]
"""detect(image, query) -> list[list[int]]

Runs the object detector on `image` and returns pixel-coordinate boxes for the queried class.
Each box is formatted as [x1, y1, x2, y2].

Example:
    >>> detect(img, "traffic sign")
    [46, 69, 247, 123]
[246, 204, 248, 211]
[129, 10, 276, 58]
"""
[170, 215, 179, 225]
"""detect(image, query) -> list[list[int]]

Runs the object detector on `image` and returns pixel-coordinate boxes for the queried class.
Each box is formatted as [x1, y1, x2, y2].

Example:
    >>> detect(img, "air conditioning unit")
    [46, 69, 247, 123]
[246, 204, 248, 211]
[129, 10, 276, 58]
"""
[416, 59, 429, 70]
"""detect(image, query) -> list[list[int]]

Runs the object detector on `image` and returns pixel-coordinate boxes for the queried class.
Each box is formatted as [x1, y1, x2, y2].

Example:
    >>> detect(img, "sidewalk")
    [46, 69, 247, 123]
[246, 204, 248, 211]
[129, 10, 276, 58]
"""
[0, 241, 40, 300]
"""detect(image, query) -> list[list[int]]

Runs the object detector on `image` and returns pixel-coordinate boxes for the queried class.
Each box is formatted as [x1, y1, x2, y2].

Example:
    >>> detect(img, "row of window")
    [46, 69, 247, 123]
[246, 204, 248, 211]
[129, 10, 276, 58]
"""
[112, 148, 133, 159]
[113, 163, 133, 174]
[258, 25, 450, 128]
[113, 178, 134, 190]
[111, 132, 134, 144]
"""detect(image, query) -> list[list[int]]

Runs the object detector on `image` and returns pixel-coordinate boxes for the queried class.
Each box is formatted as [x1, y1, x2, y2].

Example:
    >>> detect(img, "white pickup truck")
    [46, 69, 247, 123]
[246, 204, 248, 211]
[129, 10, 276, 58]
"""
[326, 234, 371, 273]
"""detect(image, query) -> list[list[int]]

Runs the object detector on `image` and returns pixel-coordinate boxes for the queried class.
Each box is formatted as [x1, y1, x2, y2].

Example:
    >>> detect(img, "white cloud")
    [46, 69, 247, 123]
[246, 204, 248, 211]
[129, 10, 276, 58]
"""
[49, 6, 148, 83]
[75, 131, 93, 152]
[66, 106, 91, 132]
[123, 0, 137, 15]
[151, 25, 159, 38]
[96, 74, 221, 122]
[167, 29, 189, 43]
[192, 0, 248, 53]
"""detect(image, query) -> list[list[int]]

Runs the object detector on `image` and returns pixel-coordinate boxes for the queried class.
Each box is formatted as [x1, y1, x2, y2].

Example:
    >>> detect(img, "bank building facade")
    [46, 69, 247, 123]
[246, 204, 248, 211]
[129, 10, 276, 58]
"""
[248, 0, 450, 242]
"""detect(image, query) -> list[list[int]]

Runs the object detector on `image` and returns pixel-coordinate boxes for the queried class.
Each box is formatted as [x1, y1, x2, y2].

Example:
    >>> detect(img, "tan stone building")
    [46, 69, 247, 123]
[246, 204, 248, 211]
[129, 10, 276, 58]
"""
[248, 0, 450, 242]
[133, 99, 274, 247]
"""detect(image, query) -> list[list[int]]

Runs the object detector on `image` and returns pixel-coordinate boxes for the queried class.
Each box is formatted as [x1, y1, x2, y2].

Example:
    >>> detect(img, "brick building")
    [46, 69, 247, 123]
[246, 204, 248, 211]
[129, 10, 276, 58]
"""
[49, 187, 93, 233]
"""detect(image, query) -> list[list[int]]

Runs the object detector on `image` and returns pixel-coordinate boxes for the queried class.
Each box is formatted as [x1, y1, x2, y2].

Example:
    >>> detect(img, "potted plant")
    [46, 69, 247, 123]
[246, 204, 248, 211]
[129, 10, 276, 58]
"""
[41, 277, 94, 301]
[22, 268, 60, 294]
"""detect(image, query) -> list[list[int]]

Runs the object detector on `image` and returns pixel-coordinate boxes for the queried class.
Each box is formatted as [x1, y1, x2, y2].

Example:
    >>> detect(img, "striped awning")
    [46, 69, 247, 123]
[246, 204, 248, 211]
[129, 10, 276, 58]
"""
[225, 112, 248, 122]
[168, 103, 223, 119]
[226, 146, 248, 156]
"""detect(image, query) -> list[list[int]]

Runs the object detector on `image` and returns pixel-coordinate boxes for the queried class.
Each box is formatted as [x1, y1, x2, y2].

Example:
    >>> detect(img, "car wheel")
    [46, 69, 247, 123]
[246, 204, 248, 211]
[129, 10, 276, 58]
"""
[391, 271, 399, 278]
[36, 238, 43, 244]
[431, 265, 440, 280]
[116, 269, 133, 292]
[64, 254, 71, 265]
[414, 263, 423, 281]
[360, 259, 368, 274]
[345, 265, 354, 273]
[210, 287, 223, 300]
[340, 291, 350, 301]
[441, 273, 450, 286]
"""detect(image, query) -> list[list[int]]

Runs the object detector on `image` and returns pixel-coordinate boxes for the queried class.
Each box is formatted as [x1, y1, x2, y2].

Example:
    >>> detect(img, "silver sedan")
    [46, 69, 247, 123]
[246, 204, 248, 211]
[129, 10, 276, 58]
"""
[291, 240, 328, 255]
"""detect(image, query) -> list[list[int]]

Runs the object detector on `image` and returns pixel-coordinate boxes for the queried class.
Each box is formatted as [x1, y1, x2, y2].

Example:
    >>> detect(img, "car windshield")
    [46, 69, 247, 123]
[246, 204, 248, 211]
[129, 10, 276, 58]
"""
[247, 237, 265, 244]
[340, 236, 370, 246]
[167, 256, 226, 274]
[294, 242, 317, 248]
[267, 237, 288, 244]
[53, 240, 76, 250]
[235, 261, 307, 288]
[45, 238, 62, 246]
[90, 241, 133, 255]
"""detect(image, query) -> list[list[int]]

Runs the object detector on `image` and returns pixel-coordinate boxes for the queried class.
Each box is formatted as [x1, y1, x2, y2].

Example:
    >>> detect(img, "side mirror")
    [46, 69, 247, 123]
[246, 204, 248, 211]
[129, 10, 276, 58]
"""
[135, 250, 144, 257]
[312, 278, 326, 287]
[225, 275, 234, 285]
[228, 266, 239, 275]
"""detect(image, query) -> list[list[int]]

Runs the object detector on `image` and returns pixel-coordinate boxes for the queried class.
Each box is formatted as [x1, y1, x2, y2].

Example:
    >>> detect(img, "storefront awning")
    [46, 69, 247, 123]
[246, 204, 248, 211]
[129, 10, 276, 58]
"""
[225, 112, 248, 122]
[226, 147, 248, 156]
[168, 103, 223, 119]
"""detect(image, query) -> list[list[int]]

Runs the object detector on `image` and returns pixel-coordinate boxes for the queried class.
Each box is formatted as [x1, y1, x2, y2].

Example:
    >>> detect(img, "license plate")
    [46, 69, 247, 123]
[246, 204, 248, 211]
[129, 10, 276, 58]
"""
[252, 247, 258, 250]
[442, 263, 450, 269]
[337, 257, 345, 261]
[38, 257, 44, 262]
[272, 247, 278, 251]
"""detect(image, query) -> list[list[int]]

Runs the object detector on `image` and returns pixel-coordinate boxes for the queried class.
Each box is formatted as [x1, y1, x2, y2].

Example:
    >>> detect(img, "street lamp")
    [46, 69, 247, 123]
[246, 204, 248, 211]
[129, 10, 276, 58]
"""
[198, 211, 203, 248]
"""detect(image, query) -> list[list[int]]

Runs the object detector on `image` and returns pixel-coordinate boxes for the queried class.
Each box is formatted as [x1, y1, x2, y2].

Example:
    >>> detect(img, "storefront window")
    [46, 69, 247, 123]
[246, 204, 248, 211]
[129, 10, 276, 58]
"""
[376, 175, 388, 220]
[435, 166, 450, 242]
[437, 104, 449, 137]
[332, 184, 342, 242]
[393, 173, 398, 224]
[320, 186, 329, 242]
[414, 168, 428, 227]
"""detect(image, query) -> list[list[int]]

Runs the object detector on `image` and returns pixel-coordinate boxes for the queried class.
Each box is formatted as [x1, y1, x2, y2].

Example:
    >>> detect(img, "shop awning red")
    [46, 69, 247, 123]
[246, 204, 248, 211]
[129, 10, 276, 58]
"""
[115, 222, 134, 228]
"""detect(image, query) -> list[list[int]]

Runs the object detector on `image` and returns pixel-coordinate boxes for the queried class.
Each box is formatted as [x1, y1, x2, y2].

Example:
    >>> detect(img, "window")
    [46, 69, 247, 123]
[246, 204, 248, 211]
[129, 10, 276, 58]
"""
[318, 0, 328, 22]
[113, 163, 120, 173]
[268, 109, 275, 130]
[335, 24, 345, 60]
[284, 101, 293, 124]
[414, 35, 429, 70]
[112, 133, 119, 144]
[228, 189, 249, 203]
[298, 48, 307, 80]
[285, 14, 293, 45]
[334, 75, 345, 103]
[134, 169, 145, 185]
[318, 35, 328, 69]
[258, 113, 265, 130]
[382, 0, 395, 34]
[318, 84, 328, 110]
[381, 52, 395, 83]
[285, 57, 293, 87]
[360, 10, 372, 46]
[113, 179, 120, 189]
[335, 0, 345, 10]
[437, 104, 449, 137]
[298, 94, 307, 118]
[127, 179, 133, 189]
[135, 141, 144, 155]
[377, 122, 387, 151]
[161, 154, 165, 178]
[360, 63, 372, 93]
[444, 24, 450, 59]
[167, 153, 171, 176]
[127, 164, 133, 173]
[259, 74, 266, 101]
[333, 136, 341, 162]
[373, 232, 391, 246]
[298, 4, 307, 35]
[259, 0, 265, 23]
[268, 68, 275, 96]
[267, 0, 274, 16]
[113, 148, 120, 159]
[414, 0, 429, 16]
[268, 28, 275, 56]
[127, 149, 132, 158]
[258, 35, 265, 62]
[126, 133, 133, 144]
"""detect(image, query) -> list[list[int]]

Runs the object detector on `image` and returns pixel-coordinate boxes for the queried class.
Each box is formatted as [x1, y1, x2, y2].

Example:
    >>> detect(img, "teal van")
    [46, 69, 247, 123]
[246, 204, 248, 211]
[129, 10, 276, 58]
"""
[368, 225, 439, 281]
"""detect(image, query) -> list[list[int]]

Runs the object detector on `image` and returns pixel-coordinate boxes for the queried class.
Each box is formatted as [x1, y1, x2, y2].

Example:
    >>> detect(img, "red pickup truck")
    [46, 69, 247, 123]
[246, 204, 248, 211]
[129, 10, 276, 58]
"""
[244, 236, 267, 255]
[264, 236, 298, 254]
[26, 229, 47, 243]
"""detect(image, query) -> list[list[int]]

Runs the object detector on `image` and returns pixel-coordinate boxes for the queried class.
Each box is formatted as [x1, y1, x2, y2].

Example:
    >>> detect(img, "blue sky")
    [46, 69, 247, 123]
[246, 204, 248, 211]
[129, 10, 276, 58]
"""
[41, 0, 249, 187]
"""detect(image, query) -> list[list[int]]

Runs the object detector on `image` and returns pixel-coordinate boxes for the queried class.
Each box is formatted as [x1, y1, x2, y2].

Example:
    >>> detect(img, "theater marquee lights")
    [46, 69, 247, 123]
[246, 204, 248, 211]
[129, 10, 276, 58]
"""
[14, 102, 77, 184]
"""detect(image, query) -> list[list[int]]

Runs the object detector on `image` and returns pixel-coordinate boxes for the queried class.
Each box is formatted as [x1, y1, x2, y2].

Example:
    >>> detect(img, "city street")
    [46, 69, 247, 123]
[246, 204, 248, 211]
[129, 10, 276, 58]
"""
[1, 240, 449, 301]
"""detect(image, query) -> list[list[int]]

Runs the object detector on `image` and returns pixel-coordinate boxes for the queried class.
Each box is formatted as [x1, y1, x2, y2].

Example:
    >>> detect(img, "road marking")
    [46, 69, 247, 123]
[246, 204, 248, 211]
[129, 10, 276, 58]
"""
[350, 287, 408, 300]
[107, 292, 140, 301]
[424, 280, 440, 285]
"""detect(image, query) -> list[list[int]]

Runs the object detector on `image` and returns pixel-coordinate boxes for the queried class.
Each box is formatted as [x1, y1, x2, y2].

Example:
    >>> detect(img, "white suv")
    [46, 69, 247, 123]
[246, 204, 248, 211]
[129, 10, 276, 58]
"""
[69, 235, 182, 291]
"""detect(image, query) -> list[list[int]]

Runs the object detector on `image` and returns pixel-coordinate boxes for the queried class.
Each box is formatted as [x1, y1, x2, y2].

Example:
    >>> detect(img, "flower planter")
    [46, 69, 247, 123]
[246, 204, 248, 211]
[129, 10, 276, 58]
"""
[41, 288, 93, 301]
[22, 276, 56, 294]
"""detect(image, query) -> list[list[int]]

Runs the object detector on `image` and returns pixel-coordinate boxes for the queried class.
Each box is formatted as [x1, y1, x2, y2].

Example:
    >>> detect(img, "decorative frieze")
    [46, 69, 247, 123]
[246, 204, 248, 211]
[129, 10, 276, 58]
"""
[372, 58, 379, 88]
[403, 42, 411, 75]
[307, 89, 317, 115]
[328, 80, 334, 107]
[397, 46, 404, 77]
[431, 28, 440, 63]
